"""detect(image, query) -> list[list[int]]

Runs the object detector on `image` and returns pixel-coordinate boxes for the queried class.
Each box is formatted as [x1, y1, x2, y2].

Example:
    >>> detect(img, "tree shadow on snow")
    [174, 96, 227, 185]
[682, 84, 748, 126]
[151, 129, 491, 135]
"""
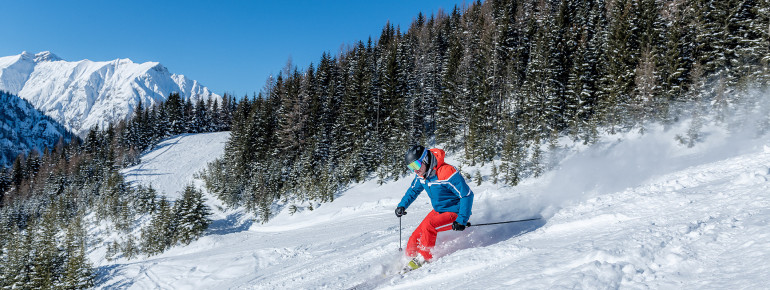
[433, 215, 546, 258]
[122, 169, 172, 178]
[206, 211, 254, 235]
[94, 264, 135, 289]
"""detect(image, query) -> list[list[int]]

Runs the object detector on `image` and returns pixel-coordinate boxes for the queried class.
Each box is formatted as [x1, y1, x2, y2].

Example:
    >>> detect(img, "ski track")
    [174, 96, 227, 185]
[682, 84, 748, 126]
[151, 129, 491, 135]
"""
[97, 131, 770, 289]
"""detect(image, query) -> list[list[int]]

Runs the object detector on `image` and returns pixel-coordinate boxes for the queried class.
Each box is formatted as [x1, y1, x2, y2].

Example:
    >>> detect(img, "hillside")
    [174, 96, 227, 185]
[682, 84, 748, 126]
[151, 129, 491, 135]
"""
[96, 119, 770, 289]
[0, 91, 74, 166]
[0, 51, 220, 135]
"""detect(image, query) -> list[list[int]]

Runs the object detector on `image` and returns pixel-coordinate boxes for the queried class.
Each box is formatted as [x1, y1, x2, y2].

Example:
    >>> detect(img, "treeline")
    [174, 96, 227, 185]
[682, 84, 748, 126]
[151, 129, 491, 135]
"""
[0, 93, 226, 288]
[202, 0, 769, 220]
[121, 92, 235, 155]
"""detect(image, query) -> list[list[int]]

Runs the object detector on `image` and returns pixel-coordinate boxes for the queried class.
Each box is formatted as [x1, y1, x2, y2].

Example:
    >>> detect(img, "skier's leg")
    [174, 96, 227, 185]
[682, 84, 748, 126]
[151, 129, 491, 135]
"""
[405, 210, 438, 258]
[415, 211, 458, 261]
[433, 212, 459, 233]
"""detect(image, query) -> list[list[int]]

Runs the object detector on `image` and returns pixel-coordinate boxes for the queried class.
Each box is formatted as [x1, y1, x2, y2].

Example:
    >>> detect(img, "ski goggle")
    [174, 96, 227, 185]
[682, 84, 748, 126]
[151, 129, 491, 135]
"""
[406, 150, 428, 171]
[407, 160, 423, 171]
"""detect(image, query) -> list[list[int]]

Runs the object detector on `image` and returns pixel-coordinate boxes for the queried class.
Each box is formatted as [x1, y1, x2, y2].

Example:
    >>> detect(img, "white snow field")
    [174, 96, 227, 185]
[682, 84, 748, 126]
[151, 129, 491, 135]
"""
[121, 132, 230, 201]
[98, 120, 770, 289]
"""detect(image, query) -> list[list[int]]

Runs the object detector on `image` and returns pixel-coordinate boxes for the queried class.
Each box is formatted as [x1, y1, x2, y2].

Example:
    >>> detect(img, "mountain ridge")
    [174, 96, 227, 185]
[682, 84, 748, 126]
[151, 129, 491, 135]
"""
[0, 51, 221, 135]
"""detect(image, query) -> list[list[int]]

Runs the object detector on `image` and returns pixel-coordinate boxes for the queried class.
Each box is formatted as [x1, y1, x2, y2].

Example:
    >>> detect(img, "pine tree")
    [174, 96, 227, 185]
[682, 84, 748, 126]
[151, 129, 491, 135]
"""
[520, 2, 553, 143]
[658, 0, 696, 121]
[632, 46, 660, 133]
[123, 235, 138, 260]
[191, 98, 208, 133]
[0, 168, 11, 205]
[166, 92, 185, 136]
[436, 6, 466, 149]
[60, 212, 95, 289]
[464, 1, 496, 163]
[174, 185, 212, 245]
[566, 0, 605, 143]
[333, 45, 368, 183]
[1, 227, 33, 288]
[379, 38, 410, 178]
[25, 149, 42, 182]
[598, 0, 637, 133]
[490, 163, 499, 185]
[731, 0, 769, 91]
[682, 62, 707, 147]
[123, 99, 144, 150]
[141, 197, 175, 255]
[183, 97, 194, 133]
[275, 66, 308, 158]
[749, 0, 770, 87]
[11, 153, 25, 191]
[29, 208, 64, 289]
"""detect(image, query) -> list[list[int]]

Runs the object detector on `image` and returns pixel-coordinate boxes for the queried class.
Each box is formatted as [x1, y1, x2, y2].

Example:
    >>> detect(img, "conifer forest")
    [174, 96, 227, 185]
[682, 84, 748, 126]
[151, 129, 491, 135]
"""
[1, 0, 769, 287]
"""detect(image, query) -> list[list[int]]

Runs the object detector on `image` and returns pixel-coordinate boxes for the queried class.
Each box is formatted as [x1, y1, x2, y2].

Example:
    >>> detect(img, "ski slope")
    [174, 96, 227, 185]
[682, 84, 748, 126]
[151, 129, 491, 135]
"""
[98, 121, 770, 289]
[121, 132, 230, 200]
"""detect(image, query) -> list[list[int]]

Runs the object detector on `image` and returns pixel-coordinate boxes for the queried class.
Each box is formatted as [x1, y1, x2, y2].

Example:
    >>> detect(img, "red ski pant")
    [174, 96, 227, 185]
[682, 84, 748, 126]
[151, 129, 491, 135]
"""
[406, 210, 458, 261]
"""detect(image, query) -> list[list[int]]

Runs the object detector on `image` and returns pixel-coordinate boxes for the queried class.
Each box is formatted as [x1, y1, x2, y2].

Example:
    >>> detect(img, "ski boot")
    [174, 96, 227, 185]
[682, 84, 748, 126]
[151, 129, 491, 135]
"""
[401, 255, 426, 274]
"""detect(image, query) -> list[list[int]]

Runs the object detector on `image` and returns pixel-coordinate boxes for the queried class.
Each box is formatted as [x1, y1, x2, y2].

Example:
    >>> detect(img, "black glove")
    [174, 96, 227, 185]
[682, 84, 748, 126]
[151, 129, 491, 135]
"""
[395, 206, 407, 217]
[452, 221, 468, 231]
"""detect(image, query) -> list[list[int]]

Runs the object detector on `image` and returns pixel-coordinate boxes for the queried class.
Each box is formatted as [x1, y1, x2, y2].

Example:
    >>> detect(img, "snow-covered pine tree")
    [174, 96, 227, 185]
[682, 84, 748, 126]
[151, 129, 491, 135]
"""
[166, 92, 185, 136]
[29, 208, 64, 289]
[598, 0, 638, 133]
[141, 196, 175, 255]
[659, 0, 696, 122]
[59, 212, 95, 289]
[174, 184, 212, 245]
[1, 227, 33, 288]
[435, 6, 465, 150]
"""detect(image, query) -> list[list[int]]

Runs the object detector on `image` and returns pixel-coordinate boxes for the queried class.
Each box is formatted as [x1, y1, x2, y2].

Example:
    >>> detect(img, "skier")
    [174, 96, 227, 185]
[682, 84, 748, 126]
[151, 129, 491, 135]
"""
[395, 145, 474, 271]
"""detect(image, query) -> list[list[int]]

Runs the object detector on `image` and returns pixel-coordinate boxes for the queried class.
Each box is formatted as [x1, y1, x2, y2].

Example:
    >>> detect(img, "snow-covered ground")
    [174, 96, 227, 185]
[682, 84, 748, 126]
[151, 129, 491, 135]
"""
[121, 132, 230, 200]
[98, 119, 770, 289]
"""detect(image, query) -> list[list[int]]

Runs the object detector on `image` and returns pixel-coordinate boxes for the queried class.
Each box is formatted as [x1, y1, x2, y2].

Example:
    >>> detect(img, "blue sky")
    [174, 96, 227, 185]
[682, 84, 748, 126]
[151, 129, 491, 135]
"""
[2, 0, 467, 98]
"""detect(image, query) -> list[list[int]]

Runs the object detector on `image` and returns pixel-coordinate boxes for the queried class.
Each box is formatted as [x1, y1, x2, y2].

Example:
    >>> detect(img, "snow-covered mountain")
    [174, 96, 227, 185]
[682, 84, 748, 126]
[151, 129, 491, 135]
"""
[0, 91, 74, 166]
[0, 51, 221, 135]
[96, 115, 770, 288]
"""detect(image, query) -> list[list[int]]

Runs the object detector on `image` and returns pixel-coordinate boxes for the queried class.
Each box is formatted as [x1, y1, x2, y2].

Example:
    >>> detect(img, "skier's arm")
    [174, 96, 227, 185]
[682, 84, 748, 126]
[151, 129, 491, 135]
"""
[447, 172, 474, 224]
[398, 176, 424, 209]
[457, 192, 474, 224]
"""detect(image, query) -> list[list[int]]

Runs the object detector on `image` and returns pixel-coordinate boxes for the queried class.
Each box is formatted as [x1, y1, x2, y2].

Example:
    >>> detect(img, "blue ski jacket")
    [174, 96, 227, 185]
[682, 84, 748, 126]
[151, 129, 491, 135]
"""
[398, 148, 474, 224]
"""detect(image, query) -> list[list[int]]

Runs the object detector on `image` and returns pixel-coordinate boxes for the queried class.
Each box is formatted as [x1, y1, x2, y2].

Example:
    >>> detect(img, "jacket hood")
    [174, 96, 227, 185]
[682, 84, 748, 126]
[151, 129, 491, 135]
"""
[429, 148, 446, 169]
[423, 148, 446, 179]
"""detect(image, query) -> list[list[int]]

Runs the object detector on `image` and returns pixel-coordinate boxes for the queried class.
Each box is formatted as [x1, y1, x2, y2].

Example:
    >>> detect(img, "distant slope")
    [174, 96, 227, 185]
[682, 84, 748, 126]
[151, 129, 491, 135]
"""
[121, 132, 230, 200]
[0, 51, 221, 135]
[0, 91, 74, 166]
[100, 123, 770, 289]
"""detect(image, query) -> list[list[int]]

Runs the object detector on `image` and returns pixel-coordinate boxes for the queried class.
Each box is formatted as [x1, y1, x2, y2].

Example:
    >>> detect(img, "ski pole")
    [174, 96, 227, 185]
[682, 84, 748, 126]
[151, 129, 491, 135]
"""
[468, 217, 542, 227]
[398, 216, 403, 251]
